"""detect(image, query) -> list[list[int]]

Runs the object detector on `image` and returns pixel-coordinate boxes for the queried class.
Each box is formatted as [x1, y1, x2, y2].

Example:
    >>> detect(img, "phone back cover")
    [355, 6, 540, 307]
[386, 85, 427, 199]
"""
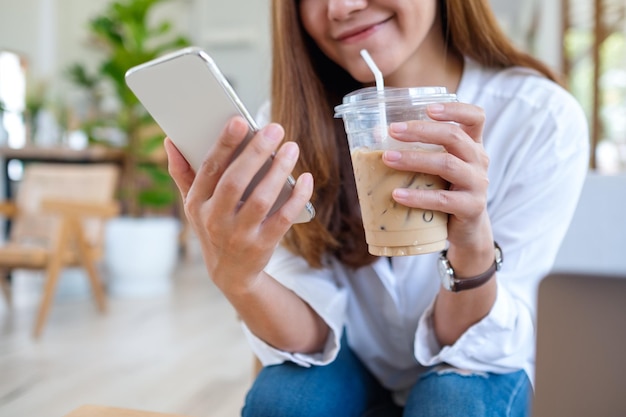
[125, 48, 240, 171]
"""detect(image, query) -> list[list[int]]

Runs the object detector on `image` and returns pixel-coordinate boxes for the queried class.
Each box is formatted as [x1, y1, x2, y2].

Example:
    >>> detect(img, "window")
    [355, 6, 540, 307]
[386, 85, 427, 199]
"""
[563, 0, 626, 173]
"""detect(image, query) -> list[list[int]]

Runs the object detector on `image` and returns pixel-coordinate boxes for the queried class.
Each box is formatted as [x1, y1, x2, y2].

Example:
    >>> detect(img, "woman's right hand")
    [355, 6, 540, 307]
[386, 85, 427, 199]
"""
[164, 115, 314, 295]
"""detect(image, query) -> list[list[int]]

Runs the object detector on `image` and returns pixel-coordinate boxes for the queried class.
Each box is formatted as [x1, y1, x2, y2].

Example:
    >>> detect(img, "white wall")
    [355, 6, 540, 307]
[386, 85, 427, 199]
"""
[489, 0, 563, 72]
[189, 0, 272, 113]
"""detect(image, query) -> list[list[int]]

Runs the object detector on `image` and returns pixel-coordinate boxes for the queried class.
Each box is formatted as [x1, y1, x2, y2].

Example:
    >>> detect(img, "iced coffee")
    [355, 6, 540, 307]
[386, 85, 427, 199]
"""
[335, 86, 457, 256]
[351, 148, 448, 256]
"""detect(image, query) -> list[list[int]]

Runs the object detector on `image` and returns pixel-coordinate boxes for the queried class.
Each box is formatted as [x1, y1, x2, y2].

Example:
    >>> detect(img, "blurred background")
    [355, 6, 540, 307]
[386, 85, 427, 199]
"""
[0, 1, 625, 417]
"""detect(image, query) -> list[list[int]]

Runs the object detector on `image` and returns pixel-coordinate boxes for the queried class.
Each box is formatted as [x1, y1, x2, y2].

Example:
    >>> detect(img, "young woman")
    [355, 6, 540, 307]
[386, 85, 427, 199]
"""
[165, 0, 589, 415]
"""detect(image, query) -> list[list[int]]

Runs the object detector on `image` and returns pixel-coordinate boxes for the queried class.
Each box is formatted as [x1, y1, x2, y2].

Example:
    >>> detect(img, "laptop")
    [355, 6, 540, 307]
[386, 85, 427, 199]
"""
[532, 272, 626, 417]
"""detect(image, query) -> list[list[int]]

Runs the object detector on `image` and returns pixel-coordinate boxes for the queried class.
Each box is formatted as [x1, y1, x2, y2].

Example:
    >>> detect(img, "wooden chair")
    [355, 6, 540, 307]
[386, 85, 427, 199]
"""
[0, 163, 120, 338]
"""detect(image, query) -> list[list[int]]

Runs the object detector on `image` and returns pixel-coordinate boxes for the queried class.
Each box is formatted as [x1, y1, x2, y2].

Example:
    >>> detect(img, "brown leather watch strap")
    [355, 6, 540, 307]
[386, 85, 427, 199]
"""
[450, 259, 498, 292]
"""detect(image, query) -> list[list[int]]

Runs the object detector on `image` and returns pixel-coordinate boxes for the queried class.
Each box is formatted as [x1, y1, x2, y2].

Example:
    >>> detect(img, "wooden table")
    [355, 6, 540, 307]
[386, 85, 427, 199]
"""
[0, 145, 125, 199]
[0, 145, 125, 162]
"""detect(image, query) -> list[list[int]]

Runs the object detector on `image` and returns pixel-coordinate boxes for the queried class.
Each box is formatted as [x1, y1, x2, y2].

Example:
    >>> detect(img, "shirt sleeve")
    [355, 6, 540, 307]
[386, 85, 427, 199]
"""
[242, 245, 348, 367]
[415, 284, 535, 374]
[415, 78, 590, 382]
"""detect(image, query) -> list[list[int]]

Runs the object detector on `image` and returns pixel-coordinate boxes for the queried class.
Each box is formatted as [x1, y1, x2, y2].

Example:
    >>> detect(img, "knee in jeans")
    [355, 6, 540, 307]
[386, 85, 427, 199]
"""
[241, 387, 287, 417]
[242, 367, 354, 417]
[242, 389, 345, 417]
[241, 340, 382, 417]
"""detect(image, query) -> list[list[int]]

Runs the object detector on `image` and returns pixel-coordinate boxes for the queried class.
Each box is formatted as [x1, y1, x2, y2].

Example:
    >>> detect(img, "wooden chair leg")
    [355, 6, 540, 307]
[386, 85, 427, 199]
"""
[34, 258, 64, 338]
[33, 219, 70, 338]
[71, 219, 106, 313]
[81, 257, 107, 313]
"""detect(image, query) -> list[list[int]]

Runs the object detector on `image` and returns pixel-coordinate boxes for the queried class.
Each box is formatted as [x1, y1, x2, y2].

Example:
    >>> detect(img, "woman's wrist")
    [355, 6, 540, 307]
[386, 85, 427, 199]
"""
[445, 241, 495, 279]
[209, 262, 268, 299]
[445, 215, 495, 280]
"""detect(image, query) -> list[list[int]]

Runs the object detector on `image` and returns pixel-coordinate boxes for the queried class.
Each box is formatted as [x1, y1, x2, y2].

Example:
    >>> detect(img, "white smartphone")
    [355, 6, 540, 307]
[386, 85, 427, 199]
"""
[125, 46, 315, 224]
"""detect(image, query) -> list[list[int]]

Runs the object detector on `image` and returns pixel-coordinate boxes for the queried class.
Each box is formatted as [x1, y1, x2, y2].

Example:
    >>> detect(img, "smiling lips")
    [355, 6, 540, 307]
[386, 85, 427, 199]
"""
[335, 17, 392, 43]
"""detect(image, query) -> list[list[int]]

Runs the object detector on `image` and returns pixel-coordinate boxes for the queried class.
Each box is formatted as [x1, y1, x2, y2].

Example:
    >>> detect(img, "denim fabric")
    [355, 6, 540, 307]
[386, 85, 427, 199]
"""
[403, 366, 532, 417]
[242, 339, 532, 417]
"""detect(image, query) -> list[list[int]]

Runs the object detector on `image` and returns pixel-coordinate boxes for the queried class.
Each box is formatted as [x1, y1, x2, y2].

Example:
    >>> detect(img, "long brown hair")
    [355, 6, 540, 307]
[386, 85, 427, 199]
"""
[271, 0, 557, 269]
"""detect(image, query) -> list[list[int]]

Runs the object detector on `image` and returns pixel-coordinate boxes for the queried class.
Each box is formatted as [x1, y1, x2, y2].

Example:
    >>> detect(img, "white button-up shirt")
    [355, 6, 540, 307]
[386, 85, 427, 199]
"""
[244, 58, 590, 403]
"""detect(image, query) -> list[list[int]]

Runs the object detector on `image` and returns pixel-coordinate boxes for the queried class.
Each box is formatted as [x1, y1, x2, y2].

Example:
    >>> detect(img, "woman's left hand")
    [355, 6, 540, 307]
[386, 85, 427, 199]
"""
[383, 101, 493, 255]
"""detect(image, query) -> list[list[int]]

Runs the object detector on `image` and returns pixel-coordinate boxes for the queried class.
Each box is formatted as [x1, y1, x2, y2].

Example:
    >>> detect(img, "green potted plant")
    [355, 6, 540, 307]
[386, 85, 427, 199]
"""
[68, 0, 190, 216]
[68, 0, 191, 297]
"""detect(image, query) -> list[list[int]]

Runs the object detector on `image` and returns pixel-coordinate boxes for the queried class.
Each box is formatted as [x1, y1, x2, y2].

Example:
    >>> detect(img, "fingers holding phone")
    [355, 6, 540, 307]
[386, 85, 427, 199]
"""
[207, 120, 284, 221]
[165, 115, 313, 230]
[233, 127, 314, 230]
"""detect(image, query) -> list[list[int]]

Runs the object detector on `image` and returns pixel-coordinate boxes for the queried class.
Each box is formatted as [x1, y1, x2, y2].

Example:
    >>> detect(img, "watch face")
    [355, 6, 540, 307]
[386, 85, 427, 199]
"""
[495, 244, 503, 270]
[438, 258, 453, 291]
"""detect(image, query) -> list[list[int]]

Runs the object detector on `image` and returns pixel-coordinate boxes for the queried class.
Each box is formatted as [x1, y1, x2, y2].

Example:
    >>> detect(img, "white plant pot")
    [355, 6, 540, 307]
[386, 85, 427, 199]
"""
[105, 216, 180, 297]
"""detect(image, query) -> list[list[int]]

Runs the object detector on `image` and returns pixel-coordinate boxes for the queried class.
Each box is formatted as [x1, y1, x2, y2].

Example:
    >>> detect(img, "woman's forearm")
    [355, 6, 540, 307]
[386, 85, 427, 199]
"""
[221, 270, 330, 354]
[432, 234, 498, 347]
[432, 213, 497, 346]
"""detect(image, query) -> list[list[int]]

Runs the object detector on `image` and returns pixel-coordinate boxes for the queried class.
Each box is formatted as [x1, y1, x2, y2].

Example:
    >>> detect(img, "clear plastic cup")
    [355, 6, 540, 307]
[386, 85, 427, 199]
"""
[334, 86, 458, 256]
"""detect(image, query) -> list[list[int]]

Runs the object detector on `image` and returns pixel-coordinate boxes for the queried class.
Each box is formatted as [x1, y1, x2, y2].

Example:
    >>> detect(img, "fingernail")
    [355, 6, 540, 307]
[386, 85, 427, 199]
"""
[384, 150, 402, 162]
[393, 189, 409, 199]
[428, 103, 445, 114]
[301, 172, 313, 187]
[283, 142, 299, 161]
[390, 122, 407, 133]
[227, 117, 245, 135]
[262, 123, 284, 142]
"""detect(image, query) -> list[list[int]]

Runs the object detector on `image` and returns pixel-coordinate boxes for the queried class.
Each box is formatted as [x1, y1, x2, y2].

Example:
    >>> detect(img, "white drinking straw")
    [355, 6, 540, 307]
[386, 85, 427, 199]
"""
[359, 49, 388, 141]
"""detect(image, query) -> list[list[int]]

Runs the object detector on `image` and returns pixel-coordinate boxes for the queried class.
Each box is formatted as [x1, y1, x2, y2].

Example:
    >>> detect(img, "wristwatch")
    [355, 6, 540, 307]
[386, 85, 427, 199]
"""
[438, 242, 503, 292]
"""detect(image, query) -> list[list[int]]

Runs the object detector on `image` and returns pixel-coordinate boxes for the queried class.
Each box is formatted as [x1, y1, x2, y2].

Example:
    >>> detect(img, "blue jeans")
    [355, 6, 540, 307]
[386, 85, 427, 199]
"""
[242, 340, 532, 417]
